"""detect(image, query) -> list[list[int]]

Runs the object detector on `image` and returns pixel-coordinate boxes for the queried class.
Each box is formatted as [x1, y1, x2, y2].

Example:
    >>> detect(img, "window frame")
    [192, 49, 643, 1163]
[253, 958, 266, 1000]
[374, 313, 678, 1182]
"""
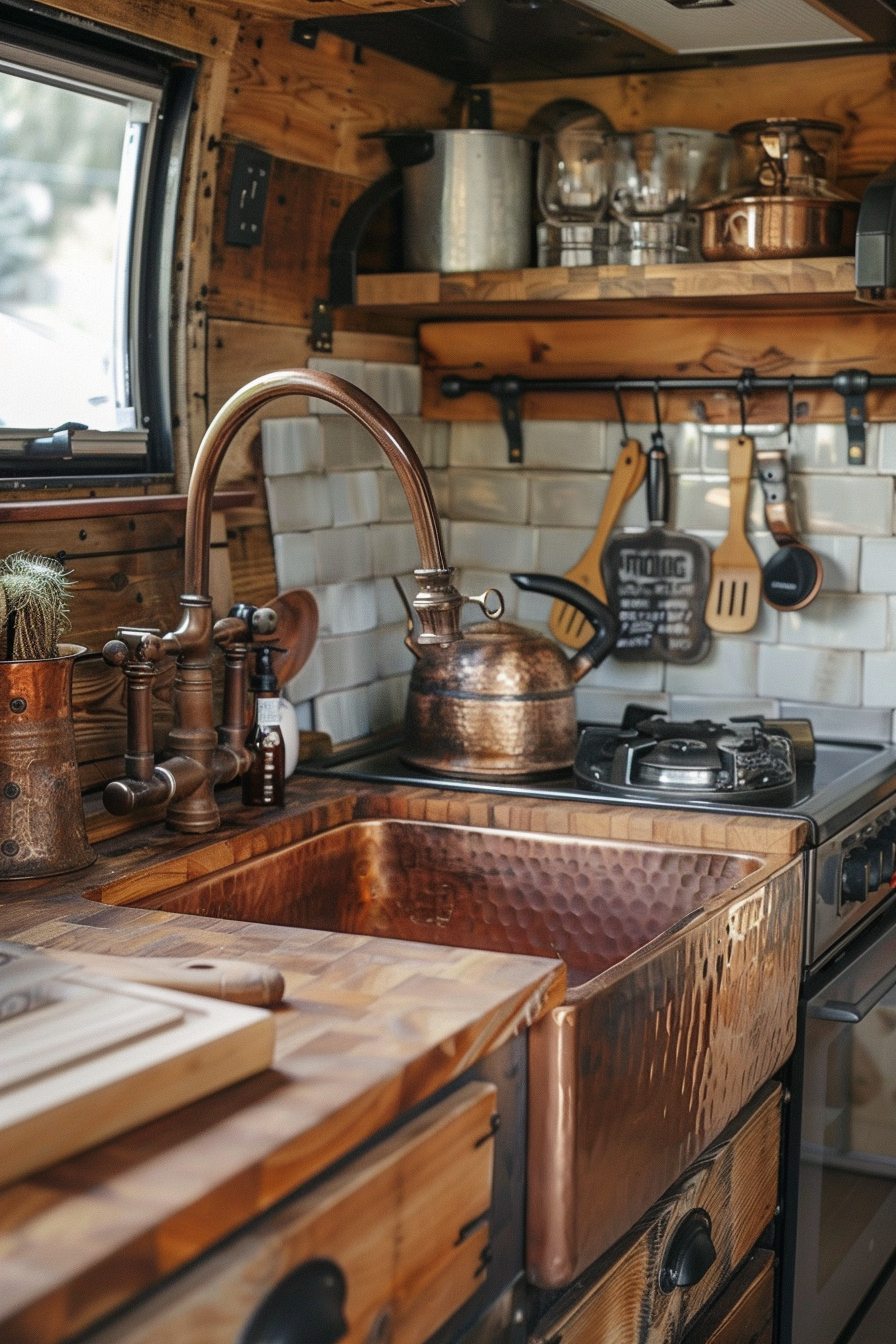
[0, 1, 196, 485]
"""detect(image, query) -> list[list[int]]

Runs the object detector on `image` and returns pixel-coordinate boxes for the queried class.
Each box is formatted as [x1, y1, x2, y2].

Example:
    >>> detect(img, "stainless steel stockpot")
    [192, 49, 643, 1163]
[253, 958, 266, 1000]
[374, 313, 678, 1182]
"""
[401, 129, 534, 273]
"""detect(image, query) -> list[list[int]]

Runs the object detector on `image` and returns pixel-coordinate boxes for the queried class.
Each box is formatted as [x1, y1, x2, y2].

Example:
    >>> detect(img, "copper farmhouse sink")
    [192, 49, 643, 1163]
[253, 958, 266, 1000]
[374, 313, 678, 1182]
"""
[109, 817, 802, 1287]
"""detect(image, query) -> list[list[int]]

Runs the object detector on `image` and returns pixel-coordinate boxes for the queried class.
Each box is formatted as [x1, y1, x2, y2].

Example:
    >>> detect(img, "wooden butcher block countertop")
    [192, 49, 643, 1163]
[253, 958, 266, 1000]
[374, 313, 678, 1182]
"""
[0, 775, 808, 1344]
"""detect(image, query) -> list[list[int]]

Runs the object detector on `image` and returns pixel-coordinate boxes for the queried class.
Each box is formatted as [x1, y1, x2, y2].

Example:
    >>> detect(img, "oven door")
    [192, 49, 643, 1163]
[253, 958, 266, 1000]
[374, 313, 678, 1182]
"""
[786, 902, 896, 1344]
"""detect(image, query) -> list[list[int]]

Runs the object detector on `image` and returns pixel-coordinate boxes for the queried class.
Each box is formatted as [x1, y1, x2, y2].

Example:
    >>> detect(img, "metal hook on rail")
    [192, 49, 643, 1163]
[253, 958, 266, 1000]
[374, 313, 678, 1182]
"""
[613, 383, 629, 445]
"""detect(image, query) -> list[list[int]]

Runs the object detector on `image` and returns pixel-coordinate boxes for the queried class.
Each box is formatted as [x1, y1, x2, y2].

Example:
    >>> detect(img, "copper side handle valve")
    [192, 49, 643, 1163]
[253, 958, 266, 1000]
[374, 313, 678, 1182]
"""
[102, 629, 205, 815]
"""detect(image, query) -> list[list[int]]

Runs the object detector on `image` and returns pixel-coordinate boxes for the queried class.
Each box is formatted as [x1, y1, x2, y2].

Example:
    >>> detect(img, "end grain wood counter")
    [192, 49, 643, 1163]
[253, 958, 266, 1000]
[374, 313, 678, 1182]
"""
[0, 775, 806, 1344]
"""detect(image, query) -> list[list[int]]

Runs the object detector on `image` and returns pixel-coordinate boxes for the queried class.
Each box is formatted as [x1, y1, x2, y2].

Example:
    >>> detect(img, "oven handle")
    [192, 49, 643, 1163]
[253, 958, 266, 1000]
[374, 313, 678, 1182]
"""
[810, 961, 896, 1023]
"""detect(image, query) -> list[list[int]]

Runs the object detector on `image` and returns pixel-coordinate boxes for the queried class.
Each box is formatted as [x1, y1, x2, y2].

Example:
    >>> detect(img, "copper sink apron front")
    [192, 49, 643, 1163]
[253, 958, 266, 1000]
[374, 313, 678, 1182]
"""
[107, 818, 803, 1287]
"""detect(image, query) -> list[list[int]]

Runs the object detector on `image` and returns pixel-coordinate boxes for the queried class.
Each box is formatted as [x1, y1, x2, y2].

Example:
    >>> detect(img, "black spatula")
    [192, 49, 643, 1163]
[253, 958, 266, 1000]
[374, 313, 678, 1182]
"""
[601, 427, 712, 664]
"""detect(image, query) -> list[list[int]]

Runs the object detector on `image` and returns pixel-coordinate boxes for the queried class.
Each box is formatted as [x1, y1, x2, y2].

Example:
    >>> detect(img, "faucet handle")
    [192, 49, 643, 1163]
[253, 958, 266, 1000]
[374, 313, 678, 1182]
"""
[464, 589, 505, 621]
[215, 604, 278, 647]
[103, 627, 164, 667]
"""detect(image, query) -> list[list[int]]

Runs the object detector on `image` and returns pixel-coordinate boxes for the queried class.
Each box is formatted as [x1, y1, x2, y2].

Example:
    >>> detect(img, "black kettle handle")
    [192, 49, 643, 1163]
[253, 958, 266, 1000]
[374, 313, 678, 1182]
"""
[511, 573, 618, 679]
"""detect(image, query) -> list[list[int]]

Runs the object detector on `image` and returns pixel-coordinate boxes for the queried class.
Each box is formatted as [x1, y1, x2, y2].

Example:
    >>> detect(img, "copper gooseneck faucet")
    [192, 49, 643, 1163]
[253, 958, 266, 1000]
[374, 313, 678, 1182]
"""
[102, 370, 468, 833]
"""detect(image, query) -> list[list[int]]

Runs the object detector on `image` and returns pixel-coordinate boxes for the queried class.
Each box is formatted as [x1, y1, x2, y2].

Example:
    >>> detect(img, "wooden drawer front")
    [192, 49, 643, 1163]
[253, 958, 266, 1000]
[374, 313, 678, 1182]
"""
[85, 1082, 497, 1344]
[683, 1250, 773, 1344]
[532, 1082, 781, 1344]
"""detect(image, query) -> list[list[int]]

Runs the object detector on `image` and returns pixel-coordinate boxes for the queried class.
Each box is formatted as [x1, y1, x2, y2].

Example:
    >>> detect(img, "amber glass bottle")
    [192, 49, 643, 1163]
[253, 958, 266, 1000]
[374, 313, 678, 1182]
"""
[242, 645, 285, 807]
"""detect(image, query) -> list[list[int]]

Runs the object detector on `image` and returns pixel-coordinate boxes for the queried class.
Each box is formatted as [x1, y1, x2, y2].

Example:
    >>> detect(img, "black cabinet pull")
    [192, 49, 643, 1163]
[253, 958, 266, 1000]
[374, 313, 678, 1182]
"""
[239, 1258, 348, 1344]
[658, 1208, 717, 1294]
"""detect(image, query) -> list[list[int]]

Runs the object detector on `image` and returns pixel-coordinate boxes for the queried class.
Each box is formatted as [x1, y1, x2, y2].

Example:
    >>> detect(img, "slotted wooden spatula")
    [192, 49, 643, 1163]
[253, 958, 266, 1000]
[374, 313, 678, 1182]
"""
[549, 438, 646, 648]
[705, 435, 762, 633]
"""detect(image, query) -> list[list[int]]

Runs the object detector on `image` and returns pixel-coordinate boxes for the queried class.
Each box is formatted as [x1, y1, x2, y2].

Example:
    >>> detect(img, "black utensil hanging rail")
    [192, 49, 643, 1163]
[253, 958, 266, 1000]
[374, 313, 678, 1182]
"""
[440, 368, 892, 465]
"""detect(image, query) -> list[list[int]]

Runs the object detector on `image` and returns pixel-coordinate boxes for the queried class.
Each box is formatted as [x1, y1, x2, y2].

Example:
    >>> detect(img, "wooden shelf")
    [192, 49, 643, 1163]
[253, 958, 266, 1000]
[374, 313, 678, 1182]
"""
[355, 255, 862, 320]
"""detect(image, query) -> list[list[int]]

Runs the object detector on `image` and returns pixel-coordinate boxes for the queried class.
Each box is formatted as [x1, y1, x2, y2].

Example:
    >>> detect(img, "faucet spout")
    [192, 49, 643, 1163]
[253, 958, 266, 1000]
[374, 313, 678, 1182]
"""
[104, 369, 465, 833]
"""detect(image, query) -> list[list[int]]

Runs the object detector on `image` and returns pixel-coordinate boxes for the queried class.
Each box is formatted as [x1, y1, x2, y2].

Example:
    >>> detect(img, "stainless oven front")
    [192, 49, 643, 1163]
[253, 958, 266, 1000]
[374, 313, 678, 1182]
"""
[782, 899, 896, 1344]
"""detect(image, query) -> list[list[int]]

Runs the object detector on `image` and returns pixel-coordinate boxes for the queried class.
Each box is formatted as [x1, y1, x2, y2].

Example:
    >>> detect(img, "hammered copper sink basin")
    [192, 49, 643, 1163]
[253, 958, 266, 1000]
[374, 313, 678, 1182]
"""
[104, 817, 803, 1287]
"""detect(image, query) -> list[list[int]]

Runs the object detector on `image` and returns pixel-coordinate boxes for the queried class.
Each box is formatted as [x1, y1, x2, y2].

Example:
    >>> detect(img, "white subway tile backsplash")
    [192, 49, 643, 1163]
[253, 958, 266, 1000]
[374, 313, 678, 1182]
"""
[315, 685, 370, 743]
[378, 468, 413, 523]
[318, 632, 377, 691]
[283, 644, 324, 704]
[311, 581, 378, 635]
[294, 701, 314, 732]
[758, 644, 861, 706]
[780, 701, 893, 742]
[521, 421, 606, 471]
[321, 416, 382, 470]
[450, 470, 529, 523]
[790, 422, 879, 473]
[449, 422, 513, 470]
[368, 674, 411, 732]
[862, 653, 896, 708]
[265, 474, 332, 534]
[261, 418, 324, 476]
[371, 522, 420, 577]
[363, 363, 421, 416]
[669, 695, 780, 721]
[375, 623, 416, 679]
[859, 538, 896, 593]
[376, 574, 414, 625]
[450, 521, 538, 573]
[529, 473, 608, 528]
[879, 423, 896, 474]
[580, 656, 665, 692]
[576, 688, 669, 722]
[665, 638, 758, 696]
[791, 474, 893, 535]
[264, 403, 896, 742]
[674, 475, 766, 533]
[328, 471, 380, 527]
[273, 532, 317, 590]
[802, 534, 860, 593]
[314, 525, 372, 584]
[779, 593, 888, 650]
[536, 527, 596, 576]
[701, 427, 788, 475]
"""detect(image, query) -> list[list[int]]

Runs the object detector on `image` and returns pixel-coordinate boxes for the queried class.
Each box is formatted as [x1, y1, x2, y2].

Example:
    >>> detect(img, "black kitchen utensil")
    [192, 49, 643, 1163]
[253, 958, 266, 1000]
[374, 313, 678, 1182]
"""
[601, 415, 711, 664]
[756, 448, 823, 610]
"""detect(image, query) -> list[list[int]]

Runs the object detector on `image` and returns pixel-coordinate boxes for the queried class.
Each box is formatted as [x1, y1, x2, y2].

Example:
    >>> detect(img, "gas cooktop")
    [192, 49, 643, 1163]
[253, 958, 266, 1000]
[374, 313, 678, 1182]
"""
[298, 710, 896, 847]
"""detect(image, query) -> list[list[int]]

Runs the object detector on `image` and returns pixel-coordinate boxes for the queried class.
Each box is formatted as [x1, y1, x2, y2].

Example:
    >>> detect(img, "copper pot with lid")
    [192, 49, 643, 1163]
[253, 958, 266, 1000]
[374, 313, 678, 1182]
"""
[700, 117, 859, 260]
[397, 572, 618, 779]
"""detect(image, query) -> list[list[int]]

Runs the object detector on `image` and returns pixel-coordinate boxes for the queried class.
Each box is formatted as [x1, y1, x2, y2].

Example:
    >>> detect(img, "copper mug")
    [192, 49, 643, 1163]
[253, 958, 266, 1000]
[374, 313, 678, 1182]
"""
[0, 644, 94, 878]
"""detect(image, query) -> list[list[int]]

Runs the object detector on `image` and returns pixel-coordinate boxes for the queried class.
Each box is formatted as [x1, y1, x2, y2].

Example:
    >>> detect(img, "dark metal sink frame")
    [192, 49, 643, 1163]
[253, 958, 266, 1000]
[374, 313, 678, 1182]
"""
[105, 814, 802, 1287]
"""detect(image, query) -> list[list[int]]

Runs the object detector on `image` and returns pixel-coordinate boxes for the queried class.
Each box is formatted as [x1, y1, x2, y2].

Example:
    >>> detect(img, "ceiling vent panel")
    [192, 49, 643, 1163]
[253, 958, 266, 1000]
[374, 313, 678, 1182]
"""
[575, 0, 865, 53]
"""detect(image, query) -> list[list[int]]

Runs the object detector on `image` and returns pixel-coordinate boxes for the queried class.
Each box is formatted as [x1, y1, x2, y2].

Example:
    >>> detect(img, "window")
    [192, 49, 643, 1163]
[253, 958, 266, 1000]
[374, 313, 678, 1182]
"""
[0, 4, 195, 480]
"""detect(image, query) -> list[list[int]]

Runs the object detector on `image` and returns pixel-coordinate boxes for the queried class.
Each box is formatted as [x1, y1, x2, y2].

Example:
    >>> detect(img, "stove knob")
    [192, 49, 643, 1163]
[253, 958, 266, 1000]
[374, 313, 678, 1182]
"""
[866, 841, 884, 892]
[876, 824, 896, 886]
[842, 847, 871, 904]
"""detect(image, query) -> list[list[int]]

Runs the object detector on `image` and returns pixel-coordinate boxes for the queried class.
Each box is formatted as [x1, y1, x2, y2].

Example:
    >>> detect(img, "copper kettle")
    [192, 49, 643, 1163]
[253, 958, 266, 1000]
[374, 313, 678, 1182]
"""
[398, 572, 618, 779]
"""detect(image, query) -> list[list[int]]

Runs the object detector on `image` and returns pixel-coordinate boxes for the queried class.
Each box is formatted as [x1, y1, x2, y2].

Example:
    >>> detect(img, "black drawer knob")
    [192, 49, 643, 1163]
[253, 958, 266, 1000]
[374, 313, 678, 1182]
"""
[239, 1258, 348, 1344]
[658, 1208, 717, 1294]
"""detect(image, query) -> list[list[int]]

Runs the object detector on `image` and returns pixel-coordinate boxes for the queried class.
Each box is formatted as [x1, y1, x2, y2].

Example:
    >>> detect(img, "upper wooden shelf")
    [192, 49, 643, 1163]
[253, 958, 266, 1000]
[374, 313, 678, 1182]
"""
[354, 255, 864, 321]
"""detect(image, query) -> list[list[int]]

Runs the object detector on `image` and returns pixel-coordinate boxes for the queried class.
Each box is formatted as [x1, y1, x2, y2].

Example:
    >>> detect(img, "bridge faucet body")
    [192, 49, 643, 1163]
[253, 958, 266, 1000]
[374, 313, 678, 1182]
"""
[102, 370, 466, 833]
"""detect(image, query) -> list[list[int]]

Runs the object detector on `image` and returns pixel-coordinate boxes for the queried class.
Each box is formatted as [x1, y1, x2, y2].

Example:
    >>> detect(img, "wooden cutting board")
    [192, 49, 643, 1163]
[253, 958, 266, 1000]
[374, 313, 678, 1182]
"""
[0, 957, 275, 1187]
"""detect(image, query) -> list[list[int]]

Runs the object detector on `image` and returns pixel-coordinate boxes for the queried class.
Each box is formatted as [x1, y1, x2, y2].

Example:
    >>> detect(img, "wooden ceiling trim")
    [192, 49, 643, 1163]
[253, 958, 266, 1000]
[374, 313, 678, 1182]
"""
[37, 0, 240, 59]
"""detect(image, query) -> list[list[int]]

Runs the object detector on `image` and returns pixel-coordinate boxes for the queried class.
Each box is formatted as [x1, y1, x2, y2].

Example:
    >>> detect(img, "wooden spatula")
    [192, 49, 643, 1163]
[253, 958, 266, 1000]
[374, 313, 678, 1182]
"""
[549, 438, 646, 649]
[704, 435, 762, 633]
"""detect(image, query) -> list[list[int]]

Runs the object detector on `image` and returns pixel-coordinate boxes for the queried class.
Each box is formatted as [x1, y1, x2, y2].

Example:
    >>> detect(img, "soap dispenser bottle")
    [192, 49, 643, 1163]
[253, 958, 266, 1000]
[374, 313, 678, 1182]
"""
[242, 644, 285, 807]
